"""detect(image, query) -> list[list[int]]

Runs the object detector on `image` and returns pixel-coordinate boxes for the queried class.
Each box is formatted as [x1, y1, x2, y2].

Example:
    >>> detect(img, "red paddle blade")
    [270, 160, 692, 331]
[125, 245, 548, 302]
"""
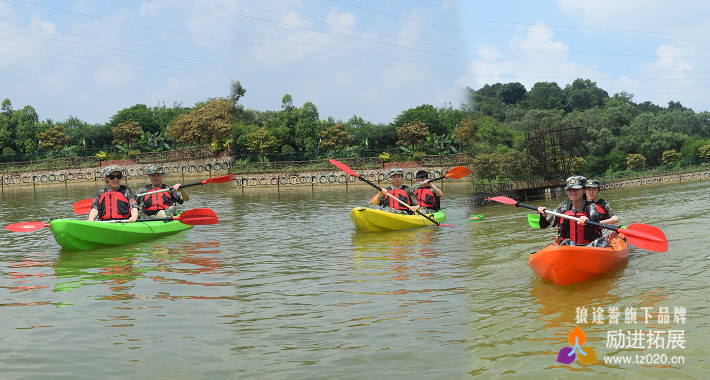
[203, 174, 235, 184]
[445, 166, 471, 179]
[328, 159, 358, 177]
[621, 223, 668, 252]
[73, 198, 94, 215]
[486, 196, 518, 205]
[5, 221, 49, 232]
[176, 208, 218, 225]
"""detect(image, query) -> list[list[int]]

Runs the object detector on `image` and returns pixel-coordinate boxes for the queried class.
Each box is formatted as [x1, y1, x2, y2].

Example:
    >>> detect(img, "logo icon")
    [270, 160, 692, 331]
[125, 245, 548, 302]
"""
[557, 327, 598, 364]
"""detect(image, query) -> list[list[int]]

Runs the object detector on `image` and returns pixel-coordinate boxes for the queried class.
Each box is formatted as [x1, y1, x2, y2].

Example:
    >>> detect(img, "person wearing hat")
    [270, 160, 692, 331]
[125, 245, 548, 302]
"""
[372, 167, 418, 214]
[413, 170, 443, 214]
[585, 179, 620, 247]
[87, 164, 139, 222]
[135, 164, 189, 219]
[536, 175, 602, 245]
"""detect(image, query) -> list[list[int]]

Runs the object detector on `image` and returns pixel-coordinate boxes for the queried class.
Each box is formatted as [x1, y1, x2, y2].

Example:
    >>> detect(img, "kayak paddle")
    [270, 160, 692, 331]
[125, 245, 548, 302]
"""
[135, 174, 235, 197]
[329, 159, 452, 227]
[72, 198, 94, 214]
[487, 196, 668, 252]
[408, 166, 472, 190]
[5, 208, 218, 232]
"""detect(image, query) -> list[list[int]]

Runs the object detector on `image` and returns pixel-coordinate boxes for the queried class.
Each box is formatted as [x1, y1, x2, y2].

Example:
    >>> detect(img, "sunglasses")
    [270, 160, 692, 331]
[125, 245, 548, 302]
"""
[107, 173, 123, 180]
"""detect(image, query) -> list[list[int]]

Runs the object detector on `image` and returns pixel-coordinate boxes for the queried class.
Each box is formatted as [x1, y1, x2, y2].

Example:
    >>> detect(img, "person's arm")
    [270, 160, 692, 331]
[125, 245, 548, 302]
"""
[373, 187, 388, 206]
[87, 208, 98, 222]
[129, 207, 138, 223]
[429, 182, 443, 197]
[176, 184, 189, 202]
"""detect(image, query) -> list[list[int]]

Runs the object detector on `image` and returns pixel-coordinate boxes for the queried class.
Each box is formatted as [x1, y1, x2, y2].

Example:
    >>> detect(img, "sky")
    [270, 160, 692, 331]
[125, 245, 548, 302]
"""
[2, 1, 710, 127]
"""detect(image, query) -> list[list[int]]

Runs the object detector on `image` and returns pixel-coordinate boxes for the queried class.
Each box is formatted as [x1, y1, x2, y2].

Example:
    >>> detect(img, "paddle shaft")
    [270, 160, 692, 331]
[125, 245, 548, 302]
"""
[514, 200, 618, 232]
[136, 182, 199, 197]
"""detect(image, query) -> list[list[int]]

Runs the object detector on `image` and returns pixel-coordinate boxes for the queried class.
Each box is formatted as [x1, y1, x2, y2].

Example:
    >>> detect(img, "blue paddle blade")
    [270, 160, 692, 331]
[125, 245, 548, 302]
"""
[527, 213, 540, 228]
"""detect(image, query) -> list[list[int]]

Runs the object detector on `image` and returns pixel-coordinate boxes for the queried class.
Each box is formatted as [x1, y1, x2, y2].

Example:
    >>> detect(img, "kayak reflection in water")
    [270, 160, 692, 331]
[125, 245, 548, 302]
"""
[536, 175, 602, 246]
[372, 167, 419, 215]
[87, 164, 139, 223]
[136, 164, 189, 219]
[585, 179, 620, 247]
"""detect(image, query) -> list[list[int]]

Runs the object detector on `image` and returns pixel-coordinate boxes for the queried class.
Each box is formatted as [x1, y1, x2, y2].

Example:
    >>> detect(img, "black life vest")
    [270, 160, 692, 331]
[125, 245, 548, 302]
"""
[386, 187, 412, 210]
[414, 187, 439, 209]
[143, 185, 174, 215]
[98, 189, 131, 220]
[558, 200, 597, 244]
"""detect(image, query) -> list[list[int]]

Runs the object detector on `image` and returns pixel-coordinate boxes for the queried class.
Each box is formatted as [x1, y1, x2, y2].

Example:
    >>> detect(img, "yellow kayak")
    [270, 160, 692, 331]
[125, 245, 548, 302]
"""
[350, 207, 446, 232]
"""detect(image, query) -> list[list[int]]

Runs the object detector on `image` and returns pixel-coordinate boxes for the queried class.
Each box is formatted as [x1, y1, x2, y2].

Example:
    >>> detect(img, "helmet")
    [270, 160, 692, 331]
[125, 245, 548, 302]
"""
[586, 179, 601, 188]
[146, 164, 164, 175]
[389, 167, 404, 176]
[415, 170, 429, 179]
[564, 175, 586, 190]
[103, 164, 124, 177]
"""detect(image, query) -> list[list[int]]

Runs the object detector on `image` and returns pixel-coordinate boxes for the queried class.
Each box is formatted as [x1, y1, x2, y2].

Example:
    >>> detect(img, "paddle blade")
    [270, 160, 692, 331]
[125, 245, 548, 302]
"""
[73, 198, 94, 215]
[5, 221, 49, 232]
[368, 193, 379, 204]
[203, 174, 235, 184]
[445, 166, 471, 179]
[487, 196, 518, 205]
[328, 159, 358, 177]
[621, 223, 668, 252]
[176, 208, 219, 225]
[468, 214, 485, 222]
[527, 213, 540, 228]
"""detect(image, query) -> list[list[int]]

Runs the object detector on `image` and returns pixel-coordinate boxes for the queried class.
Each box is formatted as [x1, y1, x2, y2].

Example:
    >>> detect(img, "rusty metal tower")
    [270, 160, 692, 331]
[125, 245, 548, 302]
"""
[525, 125, 584, 182]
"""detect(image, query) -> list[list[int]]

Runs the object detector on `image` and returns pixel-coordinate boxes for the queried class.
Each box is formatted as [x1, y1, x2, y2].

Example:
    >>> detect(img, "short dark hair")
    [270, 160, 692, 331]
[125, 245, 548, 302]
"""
[415, 170, 428, 179]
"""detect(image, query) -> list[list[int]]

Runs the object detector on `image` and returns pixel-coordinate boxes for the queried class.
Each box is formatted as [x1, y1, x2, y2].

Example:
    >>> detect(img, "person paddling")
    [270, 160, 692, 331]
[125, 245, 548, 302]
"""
[413, 170, 443, 214]
[372, 167, 419, 214]
[537, 176, 601, 245]
[87, 165, 139, 222]
[136, 164, 189, 219]
[585, 179, 620, 247]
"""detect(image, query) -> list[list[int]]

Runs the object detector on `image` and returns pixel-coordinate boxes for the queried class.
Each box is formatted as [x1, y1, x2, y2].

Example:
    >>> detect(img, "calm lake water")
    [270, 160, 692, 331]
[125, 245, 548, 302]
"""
[1, 178, 708, 379]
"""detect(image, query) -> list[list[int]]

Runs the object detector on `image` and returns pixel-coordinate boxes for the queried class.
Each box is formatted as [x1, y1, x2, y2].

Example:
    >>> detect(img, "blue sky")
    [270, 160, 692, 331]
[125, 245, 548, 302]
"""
[2, 1, 710, 127]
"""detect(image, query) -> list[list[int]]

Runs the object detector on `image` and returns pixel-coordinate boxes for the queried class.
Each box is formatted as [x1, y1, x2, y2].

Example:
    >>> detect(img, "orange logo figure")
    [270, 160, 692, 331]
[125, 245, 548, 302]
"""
[557, 327, 598, 364]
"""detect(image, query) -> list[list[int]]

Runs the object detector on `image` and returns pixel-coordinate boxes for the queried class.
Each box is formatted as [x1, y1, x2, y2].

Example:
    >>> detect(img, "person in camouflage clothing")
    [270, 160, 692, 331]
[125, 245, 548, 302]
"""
[87, 164, 139, 222]
[585, 179, 620, 247]
[135, 164, 189, 218]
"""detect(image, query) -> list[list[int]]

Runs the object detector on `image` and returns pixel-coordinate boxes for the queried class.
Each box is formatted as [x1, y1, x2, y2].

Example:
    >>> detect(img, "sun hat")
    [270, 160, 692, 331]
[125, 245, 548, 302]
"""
[389, 167, 404, 176]
[103, 164, 124, 177]
[145, 164, 164, 175]
[586, 179, 601, 188]
[564, 175, 587, 190]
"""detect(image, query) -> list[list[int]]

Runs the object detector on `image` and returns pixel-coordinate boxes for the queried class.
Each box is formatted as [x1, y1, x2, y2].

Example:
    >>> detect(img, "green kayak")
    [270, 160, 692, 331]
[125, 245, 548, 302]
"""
[49, 218, 193, 251]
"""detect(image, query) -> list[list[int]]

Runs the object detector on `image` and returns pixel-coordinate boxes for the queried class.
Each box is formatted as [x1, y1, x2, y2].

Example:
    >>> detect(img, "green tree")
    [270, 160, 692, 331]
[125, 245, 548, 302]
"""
[394, 104, 447, 135]
[626, 153, 646, 170]
[499, 150, 526, 180]
[294, 102, 320, 151]
[245, 127, 276, 157]
[499, 82, 526, 105]
[661, 149, 681, 166]
[319, 123, 352, 151]
[13, 105, 40, 154]
[396, 121, 429, 151]
[471, 153, 500, 184]
[38, 125, 70, 151]
[524, 82, 565, 110]
[230, 80, 246, 105]
[112, 121, 143, 149]
[699, 144, 710, 161]
[109, 104, 160, 134]
[563, 78, 609, 112]
[167, 98, 236, 145]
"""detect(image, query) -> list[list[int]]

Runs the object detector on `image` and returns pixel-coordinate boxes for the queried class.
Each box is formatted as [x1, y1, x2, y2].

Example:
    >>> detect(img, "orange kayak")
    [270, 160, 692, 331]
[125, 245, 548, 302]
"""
[528, 235, 630, 285]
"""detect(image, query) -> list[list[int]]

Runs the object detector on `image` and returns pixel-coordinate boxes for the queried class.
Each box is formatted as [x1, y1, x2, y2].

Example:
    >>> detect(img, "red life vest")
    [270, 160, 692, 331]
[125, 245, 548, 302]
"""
[98, 190, 131, 220]
[558, 201, 597, 244]
[386, 187, 412, 210]
[143, 186, 174, 214]
[414, 187, 439, 209]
